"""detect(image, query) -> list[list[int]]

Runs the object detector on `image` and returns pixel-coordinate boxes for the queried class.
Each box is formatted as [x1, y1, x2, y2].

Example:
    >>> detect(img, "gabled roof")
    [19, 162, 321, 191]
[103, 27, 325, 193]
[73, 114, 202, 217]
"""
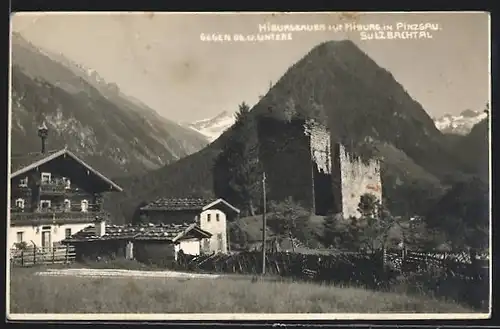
[202, 198, 240, 214]
[10, 148, 123, 192]
[63, 222, 212, 243]
[140, 197, 240, 214]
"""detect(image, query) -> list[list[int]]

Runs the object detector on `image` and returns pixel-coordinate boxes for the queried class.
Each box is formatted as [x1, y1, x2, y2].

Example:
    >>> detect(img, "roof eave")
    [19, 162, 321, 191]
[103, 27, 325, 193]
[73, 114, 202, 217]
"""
[171, 223, 211, 242]
[140, 207, 203, 212]
[202, 198, 241, 214]
[10, 149, 67, 179]
[193, 228, 212, 239]
[134, 238, 175, 242]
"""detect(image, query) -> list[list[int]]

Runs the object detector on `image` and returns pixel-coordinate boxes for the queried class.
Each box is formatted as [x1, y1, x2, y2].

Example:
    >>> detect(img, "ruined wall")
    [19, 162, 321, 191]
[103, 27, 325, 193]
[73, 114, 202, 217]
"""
[303, 120, 332, 174]
[303, 120, 339, 215]
[337, 144, 382, 219]
[257, 118, 314, 210]
[257, 117, 381, 218]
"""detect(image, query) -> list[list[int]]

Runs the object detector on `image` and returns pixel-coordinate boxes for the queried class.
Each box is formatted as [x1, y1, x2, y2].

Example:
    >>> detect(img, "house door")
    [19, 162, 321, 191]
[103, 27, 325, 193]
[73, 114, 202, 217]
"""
[203, 239, 210, 254]
[41, 230, 52, 250]
[217, 233, 223, 252]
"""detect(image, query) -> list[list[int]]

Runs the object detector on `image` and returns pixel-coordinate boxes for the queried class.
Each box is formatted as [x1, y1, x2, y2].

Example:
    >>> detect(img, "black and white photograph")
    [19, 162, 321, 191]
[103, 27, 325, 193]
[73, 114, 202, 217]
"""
[7, 12, 490, 320]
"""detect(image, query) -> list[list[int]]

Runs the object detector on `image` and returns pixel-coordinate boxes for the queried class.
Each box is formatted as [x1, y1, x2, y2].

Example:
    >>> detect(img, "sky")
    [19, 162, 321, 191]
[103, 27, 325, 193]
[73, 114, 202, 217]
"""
[11, 12, 490, 123]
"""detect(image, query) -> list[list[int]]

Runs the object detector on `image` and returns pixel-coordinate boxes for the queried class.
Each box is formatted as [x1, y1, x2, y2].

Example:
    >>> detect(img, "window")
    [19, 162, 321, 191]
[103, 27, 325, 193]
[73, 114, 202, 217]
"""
[65, 228, 72, 238]
[64, 199, 71, 211]
[16, 231, 24, 243]
[81, 200, 89, 212]
[216, 213, 220, 222]
[41, 172, 51, 184]
[207, 213, 211, 222]
[15, 198, 24, 209]
[19, 177, 28, 187]
[40, 200, 51, 210]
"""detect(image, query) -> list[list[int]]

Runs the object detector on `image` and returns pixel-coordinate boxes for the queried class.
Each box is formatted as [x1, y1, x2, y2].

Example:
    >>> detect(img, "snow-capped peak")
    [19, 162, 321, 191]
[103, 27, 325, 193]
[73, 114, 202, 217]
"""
[186, 111, 236, 142]
[434, 110, 487, 135]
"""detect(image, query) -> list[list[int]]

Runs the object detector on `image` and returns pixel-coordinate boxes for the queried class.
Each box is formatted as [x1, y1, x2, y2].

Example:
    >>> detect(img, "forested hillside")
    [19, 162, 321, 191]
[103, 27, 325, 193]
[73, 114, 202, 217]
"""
[104, 40, 486, 223]
[11, 31, 208, 178]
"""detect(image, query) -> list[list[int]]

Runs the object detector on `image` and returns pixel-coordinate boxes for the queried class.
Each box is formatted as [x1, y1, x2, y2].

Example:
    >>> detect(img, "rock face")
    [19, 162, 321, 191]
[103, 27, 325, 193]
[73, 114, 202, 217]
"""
[11, 31, 208, 178]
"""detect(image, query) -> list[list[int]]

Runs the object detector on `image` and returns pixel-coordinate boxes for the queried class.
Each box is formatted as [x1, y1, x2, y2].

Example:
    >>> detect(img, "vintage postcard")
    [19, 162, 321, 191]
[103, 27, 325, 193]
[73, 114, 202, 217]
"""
[7, 11, 491, 320]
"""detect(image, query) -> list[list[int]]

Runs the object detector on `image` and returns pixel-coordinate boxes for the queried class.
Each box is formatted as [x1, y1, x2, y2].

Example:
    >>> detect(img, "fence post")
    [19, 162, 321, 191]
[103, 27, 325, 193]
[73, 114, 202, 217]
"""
[65, 246, 69, 264]
[33, 247, 37, 265]
[21, 250, 24, 267]
[52, 247, 56, 264]
[384, 247, 387, 267]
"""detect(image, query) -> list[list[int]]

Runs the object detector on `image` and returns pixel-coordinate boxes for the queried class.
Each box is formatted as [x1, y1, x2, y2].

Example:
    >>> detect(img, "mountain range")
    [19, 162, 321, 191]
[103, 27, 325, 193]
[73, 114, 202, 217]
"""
[186, 105, 487, 144]
[184, 111, 236, 142]
[10, 31, 208, 178]
[105, 40, 489, 223]
[433, 109, 488, 135]
[10, 32, 487, 225]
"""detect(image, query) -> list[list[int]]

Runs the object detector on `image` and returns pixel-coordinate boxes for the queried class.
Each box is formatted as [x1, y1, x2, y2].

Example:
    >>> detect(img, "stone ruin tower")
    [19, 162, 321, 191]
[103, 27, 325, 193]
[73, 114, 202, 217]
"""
[303, 119, 382, 219]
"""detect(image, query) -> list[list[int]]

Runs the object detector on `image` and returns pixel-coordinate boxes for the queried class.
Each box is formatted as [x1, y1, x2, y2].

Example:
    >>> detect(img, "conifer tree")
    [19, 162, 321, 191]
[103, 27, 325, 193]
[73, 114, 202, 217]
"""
[216, 102, 262, 216]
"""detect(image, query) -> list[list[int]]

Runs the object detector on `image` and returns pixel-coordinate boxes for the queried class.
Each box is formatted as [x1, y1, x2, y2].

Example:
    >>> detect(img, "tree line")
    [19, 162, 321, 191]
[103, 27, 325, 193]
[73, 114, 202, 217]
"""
[215, 101, 488, 257]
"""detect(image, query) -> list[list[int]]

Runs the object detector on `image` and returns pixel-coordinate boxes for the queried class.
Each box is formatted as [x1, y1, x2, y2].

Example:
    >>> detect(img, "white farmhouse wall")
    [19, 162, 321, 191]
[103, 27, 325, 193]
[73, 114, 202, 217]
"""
[177, 238, 201, 256]
[199, 208, 228, 254]
[8, 223, 90, 249]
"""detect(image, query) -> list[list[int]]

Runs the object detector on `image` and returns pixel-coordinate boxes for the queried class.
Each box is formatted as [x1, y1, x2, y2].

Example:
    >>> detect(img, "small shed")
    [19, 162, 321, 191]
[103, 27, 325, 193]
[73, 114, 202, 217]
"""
[62, 221, 211, 267]
[139, 197, 240, 254]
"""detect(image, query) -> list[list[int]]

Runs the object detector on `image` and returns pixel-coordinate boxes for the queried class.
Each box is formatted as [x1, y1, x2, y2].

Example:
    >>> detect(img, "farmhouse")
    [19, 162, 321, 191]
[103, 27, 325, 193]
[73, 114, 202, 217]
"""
[62, 219, 211, 266]
[9, 122, 123, 249]
[139, 198, 240, 254]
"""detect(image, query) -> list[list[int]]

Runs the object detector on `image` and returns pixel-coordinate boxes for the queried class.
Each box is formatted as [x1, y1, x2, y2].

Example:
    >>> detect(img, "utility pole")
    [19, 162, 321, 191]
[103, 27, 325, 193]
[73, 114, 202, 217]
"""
[261, 171, 267, 275]
[310, 152, 316, 215]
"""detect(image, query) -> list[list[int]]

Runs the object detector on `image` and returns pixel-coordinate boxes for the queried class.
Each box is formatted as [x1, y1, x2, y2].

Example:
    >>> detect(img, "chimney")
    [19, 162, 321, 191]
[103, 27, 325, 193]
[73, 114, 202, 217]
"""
[94, 216, 106, 237]
[37, 122, 49, 154]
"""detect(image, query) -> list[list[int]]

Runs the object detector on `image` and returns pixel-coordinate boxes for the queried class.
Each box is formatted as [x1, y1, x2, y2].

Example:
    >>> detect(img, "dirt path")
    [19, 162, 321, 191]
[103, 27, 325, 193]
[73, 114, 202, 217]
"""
[35, 268, 222, 279]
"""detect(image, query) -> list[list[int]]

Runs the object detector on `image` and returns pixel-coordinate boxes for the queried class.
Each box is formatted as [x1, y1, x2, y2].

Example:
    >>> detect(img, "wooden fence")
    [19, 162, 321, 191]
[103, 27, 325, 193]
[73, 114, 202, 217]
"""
[179, 250, 388, 288]
[177, 249, 489, 310]
[10, 245, 76, 267]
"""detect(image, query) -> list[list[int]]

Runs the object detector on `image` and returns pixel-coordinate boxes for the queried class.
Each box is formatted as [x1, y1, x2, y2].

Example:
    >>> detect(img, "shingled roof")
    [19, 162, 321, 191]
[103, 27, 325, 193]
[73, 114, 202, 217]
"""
[140, 198, 215, 211]
[63, 222, 212, 243]
[140, 198, 240, 213]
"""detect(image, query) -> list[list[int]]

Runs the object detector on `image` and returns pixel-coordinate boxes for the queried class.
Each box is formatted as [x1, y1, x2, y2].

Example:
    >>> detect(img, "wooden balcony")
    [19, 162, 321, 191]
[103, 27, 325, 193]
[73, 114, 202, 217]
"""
[10, 205, 109, 226]
[40, 180, 72, 195]
[12, 203, 102, 213]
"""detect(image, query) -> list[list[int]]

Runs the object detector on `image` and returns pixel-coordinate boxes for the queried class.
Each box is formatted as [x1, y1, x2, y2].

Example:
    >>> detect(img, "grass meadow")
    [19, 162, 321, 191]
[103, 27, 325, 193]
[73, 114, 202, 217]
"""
[9, 265, 474, 314]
